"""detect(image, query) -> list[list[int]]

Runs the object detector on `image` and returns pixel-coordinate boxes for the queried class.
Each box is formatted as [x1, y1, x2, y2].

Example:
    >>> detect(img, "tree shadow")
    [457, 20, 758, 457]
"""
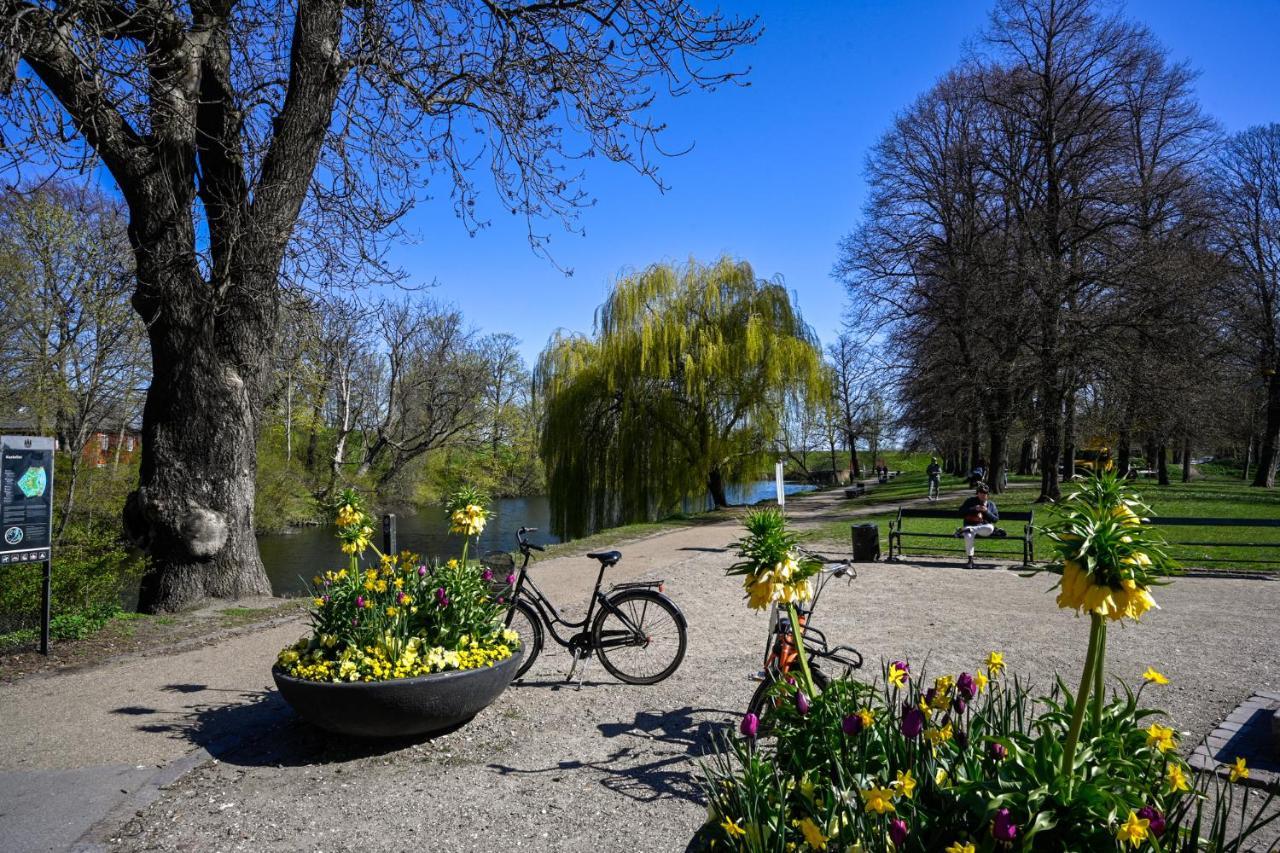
[488, 705, 735, 806]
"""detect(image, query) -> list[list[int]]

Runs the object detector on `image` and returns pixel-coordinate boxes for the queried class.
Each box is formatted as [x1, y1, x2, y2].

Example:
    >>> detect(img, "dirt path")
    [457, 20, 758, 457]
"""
[2, 481, 1274, 852]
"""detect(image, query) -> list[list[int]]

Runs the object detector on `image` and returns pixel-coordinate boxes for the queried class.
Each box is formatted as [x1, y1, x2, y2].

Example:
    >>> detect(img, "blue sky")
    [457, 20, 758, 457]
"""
[394, 1, 1280, 366]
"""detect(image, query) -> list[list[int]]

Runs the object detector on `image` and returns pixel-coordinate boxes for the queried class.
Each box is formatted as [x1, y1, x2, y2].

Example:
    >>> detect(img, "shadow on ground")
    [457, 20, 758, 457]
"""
[489, 705, 733, 805]
[117, 684, 442, 767]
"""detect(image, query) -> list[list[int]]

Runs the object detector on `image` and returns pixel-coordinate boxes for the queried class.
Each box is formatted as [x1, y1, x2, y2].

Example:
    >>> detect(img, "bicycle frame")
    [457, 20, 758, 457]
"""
[758, 557, 862, 682]
[505, 541, 658, 653]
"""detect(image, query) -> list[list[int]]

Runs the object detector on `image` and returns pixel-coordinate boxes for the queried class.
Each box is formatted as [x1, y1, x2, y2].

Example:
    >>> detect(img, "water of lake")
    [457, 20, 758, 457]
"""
[256, 481, 815, 597]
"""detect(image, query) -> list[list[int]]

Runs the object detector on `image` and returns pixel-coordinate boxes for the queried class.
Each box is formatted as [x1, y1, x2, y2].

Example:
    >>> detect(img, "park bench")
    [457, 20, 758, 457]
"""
[887, 508, 1035, 566]
[843, 483, 867, 499]
[1150, 517, 1280, 568]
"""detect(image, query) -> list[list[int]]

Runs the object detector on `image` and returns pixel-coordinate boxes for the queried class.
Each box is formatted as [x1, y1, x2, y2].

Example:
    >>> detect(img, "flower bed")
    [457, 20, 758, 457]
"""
[276, 487, 518, 684]
[702, 475, 1279, 851]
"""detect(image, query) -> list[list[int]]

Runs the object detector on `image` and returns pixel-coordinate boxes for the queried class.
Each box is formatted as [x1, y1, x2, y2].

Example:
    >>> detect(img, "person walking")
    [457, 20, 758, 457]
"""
[926, 457, 942, 502]
[955, 482, 999, 568]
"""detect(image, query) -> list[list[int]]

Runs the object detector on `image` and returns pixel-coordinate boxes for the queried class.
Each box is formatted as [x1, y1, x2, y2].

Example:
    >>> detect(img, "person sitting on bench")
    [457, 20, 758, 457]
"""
[956, 482, 999, 569]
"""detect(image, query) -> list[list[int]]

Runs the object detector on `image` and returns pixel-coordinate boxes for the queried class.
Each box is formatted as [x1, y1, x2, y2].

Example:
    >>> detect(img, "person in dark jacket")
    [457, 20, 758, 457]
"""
[955, 482, 998, 568]
[926, 457, 942, 501]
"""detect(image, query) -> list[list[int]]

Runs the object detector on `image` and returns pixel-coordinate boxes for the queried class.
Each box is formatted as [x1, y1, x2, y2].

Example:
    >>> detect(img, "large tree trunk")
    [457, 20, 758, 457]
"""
[1017, 435, 1035, 476]
[1252, 374, 1279, 488]
[126, 312, 273, 612]
[1156, 443, 1170, 486]
[987, 422, 1010, 495]
[1181, 437, 1192, 483]
[707, 467, 728, 508]
[1038, 385, 1064, 503]
[1061, 385, 1077, 481]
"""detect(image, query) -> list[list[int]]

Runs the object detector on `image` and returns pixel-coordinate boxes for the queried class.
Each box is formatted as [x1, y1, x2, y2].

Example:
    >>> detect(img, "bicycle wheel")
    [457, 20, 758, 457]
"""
[505, 598, 543, 681]
[746, 665, 830, 726]
[592, 589, 687, 684]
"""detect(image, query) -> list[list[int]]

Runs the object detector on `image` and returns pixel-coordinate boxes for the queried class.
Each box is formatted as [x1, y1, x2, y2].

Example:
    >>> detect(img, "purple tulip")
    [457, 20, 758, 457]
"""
[888, 818, 909, 848]
[482, 568, 494, 582]
[417, 564, 427, 576]
[957, 671, 977, 701]
[322, 594, 331, 604]
[954, 728, 969, 750]
[506, 573, 516, 586]
[795, 691, 810, 715]
[396, 591, 407, 604]
[988, 741, 1007, 761]
[351, 618, 358, 627]
[953, 696, 968, 715]
[991, 808, 1018, 843]
[924, 687, 938, 707]
[435, 587, 449, 608]
[1137, 806, 1165, 837]
[497, 596, 506, 604]
[842, 714, 864, 736]
[740, 712, 759, 739]
[355, 595, 365, 609]
[901, 705, 925, 738]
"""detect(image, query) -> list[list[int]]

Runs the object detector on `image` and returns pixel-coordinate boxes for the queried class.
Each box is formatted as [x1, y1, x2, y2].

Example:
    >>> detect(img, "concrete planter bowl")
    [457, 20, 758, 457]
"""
[272, 647, 523, 738]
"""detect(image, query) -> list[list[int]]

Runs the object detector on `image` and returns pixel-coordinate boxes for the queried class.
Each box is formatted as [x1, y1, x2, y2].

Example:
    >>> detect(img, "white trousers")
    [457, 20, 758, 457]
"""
[961, 523, 995, 557]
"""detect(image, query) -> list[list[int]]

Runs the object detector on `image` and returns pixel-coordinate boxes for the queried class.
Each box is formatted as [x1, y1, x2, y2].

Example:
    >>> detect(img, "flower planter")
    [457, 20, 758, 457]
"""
[272, 647, 523, 738]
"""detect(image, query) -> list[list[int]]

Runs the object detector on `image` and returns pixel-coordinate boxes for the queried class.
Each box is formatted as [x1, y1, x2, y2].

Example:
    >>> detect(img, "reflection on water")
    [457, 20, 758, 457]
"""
[256, 481, 814, 597]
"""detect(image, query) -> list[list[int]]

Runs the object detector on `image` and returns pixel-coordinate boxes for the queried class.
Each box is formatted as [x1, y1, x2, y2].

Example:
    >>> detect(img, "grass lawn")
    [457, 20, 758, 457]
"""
[803, 475, 1280, 572]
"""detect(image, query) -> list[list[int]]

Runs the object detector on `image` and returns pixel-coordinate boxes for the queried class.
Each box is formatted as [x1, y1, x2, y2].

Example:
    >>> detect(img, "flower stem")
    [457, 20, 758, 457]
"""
[785, 603, 817, 699]
[1091, 620, 1107, 732]
[1061, 613, 1104, 777]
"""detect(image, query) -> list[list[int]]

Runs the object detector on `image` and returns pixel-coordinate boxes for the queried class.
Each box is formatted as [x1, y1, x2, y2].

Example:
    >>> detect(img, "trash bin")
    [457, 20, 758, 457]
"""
[851, 523, 880, 562]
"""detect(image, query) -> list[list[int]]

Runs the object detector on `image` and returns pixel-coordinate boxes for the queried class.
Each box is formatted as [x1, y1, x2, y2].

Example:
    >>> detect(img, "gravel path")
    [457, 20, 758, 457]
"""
[4, 486, 1277, 852]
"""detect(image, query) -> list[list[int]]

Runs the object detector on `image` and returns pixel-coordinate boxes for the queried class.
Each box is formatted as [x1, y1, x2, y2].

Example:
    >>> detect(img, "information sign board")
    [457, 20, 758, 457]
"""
[1, 435, 54, 566]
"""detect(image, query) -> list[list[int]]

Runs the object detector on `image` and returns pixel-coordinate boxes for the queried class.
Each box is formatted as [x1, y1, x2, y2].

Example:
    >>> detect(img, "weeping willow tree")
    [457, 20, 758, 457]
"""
[537, 257, 827, 538]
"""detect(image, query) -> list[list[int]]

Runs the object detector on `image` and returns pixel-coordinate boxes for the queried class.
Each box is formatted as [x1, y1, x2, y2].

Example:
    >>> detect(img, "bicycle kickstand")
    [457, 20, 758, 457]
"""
[565, 648, 592, 691]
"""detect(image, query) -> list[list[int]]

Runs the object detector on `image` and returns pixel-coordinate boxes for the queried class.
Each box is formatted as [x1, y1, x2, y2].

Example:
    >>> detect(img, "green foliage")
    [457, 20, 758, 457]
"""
[538, 257, 827, 537]
[0, 522, 142, 644]
[701, 662, 1279, 851]
[254, 432, 323, 531]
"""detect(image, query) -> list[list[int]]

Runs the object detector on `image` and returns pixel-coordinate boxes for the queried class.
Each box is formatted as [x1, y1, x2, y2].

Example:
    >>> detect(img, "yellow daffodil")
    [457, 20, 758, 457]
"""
[1115, 810, 1150, 848]
[1142, 667, 1169, 685]
[974, 671, 988, 693]
[1166, 762, 1190, 792]
[934, 768, 950, 788]
[856, 708, 875, 729]
[1145, 723, 1177, 752]
[312, 597, 325, 608]
[985, 651, 1005, 676]
[797, 817, 828, 850]
[860, 785, 896, 814]
[892, 770, 916, 800]
[945, 843, 975, 853]
[720, 817, 746, 839]
[887, 663, 907, 688]
[1229, 756, 1249, 783]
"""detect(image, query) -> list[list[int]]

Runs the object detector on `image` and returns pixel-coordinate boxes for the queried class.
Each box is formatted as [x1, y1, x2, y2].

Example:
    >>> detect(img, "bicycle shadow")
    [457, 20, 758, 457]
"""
[488, 705, 735, 805]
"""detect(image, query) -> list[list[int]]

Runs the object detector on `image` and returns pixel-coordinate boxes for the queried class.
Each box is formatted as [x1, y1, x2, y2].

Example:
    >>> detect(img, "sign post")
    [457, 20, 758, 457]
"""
[775, 460, 786, 510]
[2, 435, 55, 654]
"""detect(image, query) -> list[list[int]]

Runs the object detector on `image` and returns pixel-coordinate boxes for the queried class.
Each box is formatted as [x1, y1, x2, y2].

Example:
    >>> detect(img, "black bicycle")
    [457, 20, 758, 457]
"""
[746, 550, 863, 722]
[483, 527, 688, 687]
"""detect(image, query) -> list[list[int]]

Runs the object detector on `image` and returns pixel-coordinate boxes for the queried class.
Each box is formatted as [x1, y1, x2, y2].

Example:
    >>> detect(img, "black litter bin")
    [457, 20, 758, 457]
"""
[852, 523, 880, 562]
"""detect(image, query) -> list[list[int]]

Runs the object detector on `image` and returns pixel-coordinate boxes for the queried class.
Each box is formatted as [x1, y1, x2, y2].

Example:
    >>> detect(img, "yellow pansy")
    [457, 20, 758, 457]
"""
[887, 663, 908, 688]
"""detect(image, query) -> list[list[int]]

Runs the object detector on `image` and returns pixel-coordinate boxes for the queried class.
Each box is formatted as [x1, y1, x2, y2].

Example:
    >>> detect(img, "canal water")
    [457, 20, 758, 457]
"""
[256, 482, 815, 597]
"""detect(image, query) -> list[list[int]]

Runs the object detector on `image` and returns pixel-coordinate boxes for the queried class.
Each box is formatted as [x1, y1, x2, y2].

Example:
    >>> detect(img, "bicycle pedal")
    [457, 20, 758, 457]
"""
[748, 670, 768, 683]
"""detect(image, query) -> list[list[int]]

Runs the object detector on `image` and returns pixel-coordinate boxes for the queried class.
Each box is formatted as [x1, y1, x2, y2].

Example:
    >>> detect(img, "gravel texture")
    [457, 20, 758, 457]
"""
[102, 535, 1279, 852]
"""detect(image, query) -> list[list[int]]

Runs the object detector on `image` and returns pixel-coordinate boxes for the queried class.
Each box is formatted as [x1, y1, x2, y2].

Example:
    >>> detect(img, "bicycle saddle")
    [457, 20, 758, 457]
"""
[586, 550, 621, 568]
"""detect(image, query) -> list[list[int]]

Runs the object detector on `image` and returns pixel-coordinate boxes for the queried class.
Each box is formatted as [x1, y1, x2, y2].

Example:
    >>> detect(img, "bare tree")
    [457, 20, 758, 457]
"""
[1, 1, 758, 610]
[1213, 124, 1280, 487]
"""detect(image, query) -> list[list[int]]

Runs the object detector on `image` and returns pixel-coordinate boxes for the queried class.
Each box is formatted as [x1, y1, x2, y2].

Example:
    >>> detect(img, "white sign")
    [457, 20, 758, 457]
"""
[775, 461, 785, 507]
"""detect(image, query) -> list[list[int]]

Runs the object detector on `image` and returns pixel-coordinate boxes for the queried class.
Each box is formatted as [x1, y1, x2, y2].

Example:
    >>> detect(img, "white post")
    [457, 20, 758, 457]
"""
[775, 460, 785, 509]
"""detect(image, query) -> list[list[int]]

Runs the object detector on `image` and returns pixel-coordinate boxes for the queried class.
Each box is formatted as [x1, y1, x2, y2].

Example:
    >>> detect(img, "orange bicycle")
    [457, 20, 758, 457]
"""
[746, 551, 863, 721]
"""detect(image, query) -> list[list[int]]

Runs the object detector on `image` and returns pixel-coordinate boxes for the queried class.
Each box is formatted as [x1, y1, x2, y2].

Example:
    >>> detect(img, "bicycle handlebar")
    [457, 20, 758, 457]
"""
[517, 526, 545, 552]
